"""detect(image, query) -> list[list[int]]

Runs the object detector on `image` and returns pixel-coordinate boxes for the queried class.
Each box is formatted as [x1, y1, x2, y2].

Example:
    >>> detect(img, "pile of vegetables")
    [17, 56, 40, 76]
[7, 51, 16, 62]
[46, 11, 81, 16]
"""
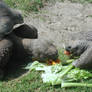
[25, 60, 92, 88]
[25, 49, 92, 88]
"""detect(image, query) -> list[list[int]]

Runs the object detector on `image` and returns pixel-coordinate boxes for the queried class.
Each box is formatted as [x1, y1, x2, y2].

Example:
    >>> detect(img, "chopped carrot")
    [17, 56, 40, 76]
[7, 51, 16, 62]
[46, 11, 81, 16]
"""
[52, 61, 56, 65]
[55, 59, 61, 63]
[47, 59, 61, 65]
[64, 50, 71, 56]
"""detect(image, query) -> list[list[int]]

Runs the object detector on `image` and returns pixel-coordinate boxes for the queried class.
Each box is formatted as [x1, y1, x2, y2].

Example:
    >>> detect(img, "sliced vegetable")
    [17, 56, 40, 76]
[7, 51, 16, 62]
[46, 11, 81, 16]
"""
[60, 64, 74, 78]
[47, 59, 61, 65]
[61, 82, 92, 88]
[66, 59, 74, 64]
[25, 60, 92, 87]
[41, 73, 61, 85]
[66, 68, 92, 81]
[25, 61, 45, 71]
[64, 50, 71, 56]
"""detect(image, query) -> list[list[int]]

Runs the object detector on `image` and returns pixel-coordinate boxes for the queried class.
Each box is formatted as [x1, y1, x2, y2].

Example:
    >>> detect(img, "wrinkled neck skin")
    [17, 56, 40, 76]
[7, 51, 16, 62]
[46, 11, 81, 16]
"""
[71, 40, 89, 57]
[80, 40, 89, 52]
[76, 40, 92, 56]
[87, 41, 92, 48]
[72, 43, 92, 69]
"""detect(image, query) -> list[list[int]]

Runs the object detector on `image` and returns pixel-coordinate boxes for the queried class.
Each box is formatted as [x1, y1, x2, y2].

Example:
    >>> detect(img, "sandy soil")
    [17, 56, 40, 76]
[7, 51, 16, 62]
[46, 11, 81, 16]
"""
[24, 1, 92, 48]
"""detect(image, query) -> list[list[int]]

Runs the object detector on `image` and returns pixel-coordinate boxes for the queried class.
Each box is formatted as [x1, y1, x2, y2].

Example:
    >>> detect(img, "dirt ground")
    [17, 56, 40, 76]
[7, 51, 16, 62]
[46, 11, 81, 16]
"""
[24, 1, 92, 48]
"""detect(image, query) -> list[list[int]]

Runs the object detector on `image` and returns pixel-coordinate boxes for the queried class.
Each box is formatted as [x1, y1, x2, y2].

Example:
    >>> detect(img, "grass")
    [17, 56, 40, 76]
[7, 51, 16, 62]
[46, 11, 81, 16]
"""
[0, 49, 92, 92]
[4, 0, 92, 17]
[4, 0, 92, 13]
[4, 0, 49, 16]
[68, 0, 92, 3]
[1, 71, 92, 92]
[4, 0, 92, 16]
[1, 0, 92, 91]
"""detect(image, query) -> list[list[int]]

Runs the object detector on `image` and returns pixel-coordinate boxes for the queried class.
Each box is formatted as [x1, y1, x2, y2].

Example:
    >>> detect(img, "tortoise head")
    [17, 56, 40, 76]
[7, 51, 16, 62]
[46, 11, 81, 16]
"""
[65, 40, 88, 56]
[11, 9, 24, 24]
[44, 44, 58, 61]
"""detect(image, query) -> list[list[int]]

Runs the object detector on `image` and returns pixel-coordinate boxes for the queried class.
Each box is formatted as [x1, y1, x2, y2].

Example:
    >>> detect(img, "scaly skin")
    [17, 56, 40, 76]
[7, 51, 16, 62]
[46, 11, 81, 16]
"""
[65, 31, 92, 69]
[0, 1, 23, 40]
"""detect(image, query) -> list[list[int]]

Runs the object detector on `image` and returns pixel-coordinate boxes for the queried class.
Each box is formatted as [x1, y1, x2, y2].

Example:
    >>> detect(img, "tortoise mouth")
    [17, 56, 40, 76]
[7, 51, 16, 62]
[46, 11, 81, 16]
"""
[64, 50, 71, 56]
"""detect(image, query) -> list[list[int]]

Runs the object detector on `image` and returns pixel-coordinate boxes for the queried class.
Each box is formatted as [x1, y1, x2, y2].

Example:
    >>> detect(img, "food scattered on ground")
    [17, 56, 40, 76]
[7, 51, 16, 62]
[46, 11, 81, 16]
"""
[64, 50, 71, 56]
[25, 60, 92, 88]
[47, 59, 61, 65]
[25, 49, 92, 88]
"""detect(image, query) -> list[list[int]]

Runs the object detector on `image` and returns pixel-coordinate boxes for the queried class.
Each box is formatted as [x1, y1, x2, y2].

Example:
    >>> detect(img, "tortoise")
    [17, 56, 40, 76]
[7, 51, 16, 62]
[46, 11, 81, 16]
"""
[0, 0, 23, 40]
[65, 31, 92, 69]
[0, 24, 58, 79]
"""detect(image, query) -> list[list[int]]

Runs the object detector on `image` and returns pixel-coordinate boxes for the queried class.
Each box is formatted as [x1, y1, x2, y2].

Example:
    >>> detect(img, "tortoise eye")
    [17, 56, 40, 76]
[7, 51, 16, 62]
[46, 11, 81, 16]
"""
[65, 46, 71, 51]
[67, 46, 71, 49]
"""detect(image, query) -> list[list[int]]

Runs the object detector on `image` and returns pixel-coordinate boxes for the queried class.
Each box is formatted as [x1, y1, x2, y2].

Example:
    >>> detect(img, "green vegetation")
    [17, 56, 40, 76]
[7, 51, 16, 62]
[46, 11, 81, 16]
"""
[25, 61, 92, 87]
[58, 49, 70, 64]
[0, 49, 92, 92]
[62, 82, 92, 88]
[4, 0, 49, 13]
[68, 0, 92, 3]
[1, 0, 92, 91]
[4, 0, 92, 13]
[1, 70, 92, 92]
[4, 0, 92, 16]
